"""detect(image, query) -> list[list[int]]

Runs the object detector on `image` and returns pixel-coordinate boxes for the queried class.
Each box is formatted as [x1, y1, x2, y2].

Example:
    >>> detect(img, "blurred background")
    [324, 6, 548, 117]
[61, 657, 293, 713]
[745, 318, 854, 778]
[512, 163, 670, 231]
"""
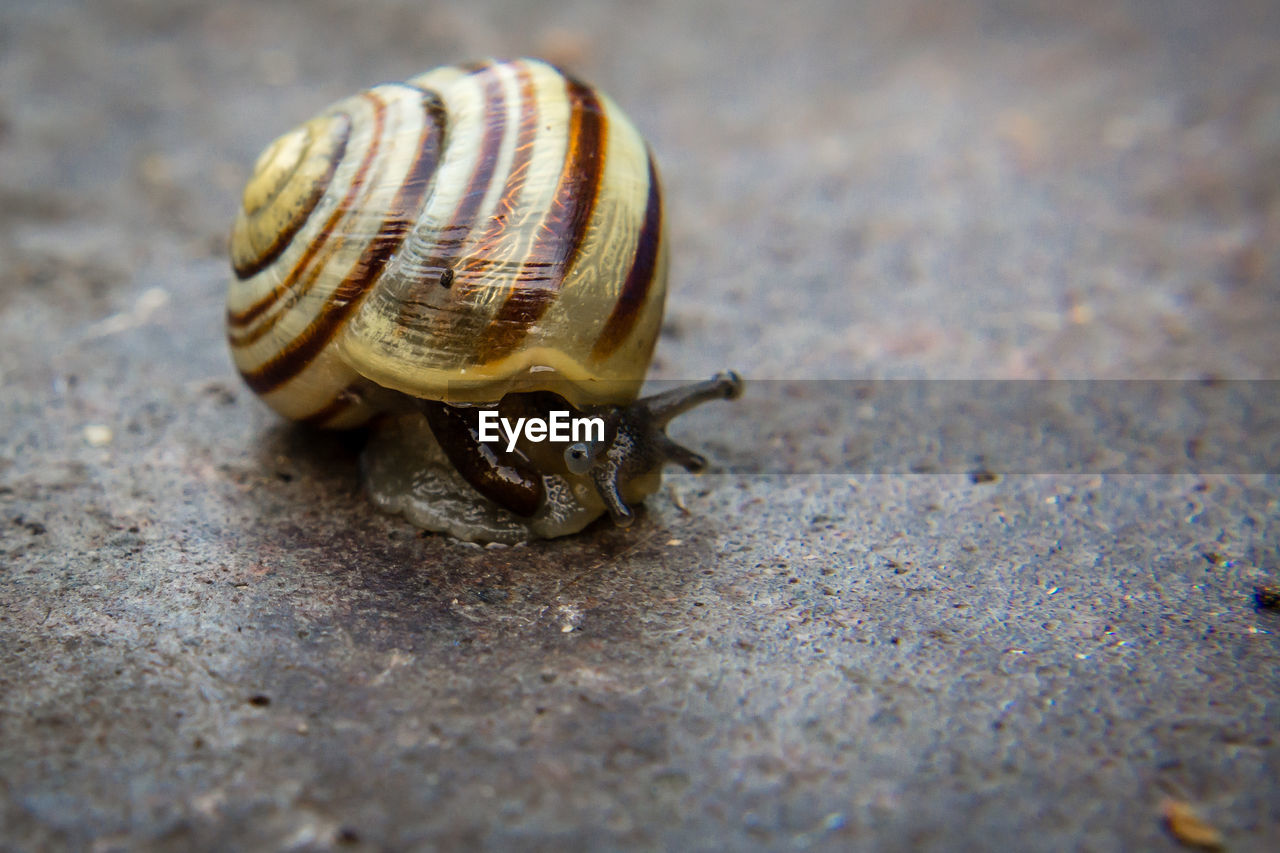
[1, 1, 1277, 850]
[4, 0, 1277, 384]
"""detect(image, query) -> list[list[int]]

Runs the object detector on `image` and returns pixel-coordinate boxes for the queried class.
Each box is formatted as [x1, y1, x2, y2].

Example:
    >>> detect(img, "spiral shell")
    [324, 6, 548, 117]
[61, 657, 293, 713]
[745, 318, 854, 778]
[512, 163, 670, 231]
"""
[226, 58, 667, 427]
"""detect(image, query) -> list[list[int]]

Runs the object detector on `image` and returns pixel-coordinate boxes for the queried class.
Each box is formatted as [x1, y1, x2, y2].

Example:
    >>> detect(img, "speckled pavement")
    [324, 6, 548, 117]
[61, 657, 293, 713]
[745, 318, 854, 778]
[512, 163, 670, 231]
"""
[1, 1, 1277, 849]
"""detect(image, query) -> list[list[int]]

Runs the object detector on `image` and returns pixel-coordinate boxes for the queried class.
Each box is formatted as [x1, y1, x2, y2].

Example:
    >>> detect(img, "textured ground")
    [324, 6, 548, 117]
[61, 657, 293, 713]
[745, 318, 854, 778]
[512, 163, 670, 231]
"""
[1, 0, 1278, 850]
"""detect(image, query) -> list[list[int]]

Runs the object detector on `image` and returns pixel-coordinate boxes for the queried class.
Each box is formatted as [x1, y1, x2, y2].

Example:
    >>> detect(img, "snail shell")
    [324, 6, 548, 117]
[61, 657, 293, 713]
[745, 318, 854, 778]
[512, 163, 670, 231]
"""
[227, 58, 665, 424]
[228, 58, 739, 542]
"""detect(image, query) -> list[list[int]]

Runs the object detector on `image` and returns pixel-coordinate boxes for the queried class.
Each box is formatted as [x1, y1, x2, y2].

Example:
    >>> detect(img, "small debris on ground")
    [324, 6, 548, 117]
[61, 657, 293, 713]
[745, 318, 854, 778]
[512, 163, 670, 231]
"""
[1160, 798, 1223, 850]
[83, 424, 113, 447]
[1253, 584, 1280, 611]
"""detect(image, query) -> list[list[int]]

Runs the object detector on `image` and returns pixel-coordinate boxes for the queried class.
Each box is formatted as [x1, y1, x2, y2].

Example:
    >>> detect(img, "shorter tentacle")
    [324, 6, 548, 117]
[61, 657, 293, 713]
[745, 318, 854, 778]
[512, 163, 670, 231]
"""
[655, 437, 707, 473]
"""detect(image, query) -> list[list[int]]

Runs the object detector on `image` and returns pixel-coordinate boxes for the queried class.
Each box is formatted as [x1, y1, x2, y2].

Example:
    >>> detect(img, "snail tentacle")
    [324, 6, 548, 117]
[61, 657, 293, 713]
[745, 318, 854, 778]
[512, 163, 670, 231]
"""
[635, 371, 744, 426]
[591, 460, 637, 527]
[654, 438, 707, 474]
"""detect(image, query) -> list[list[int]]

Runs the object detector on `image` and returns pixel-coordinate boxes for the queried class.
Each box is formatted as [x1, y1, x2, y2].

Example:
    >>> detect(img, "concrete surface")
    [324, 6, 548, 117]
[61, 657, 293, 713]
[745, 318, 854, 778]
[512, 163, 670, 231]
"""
[1, 0, 1278, 849]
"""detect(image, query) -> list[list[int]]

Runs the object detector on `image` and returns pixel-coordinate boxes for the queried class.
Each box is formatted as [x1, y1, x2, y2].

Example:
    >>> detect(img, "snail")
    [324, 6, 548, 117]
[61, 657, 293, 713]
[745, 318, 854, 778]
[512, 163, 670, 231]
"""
[227, 58, 742, 542]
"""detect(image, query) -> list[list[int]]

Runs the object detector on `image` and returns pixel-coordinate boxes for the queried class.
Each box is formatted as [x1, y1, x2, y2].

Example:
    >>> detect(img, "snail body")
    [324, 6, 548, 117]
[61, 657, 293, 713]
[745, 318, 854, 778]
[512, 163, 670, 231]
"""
[228, 58, 740, 542]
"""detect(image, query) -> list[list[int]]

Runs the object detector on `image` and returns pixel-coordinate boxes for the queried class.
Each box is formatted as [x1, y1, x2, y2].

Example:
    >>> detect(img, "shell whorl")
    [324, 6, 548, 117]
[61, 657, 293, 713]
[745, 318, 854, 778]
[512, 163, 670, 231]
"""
[227, 59, 668, 428]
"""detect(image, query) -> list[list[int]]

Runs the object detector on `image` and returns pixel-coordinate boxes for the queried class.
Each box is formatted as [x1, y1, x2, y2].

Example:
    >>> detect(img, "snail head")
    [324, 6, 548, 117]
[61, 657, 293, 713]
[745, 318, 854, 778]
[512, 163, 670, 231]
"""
[563, 371, 743, 526]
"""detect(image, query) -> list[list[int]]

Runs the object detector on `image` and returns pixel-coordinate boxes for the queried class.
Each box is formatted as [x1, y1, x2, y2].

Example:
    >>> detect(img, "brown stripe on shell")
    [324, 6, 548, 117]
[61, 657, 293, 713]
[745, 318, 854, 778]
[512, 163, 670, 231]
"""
[240, 96, 446, 395]
[448, 63, 508, 244]
[472, 75, 607, 362]
[228, 93, 389, 331]
[390, 63, 510, 333]
[427, 62, 506, 262]
[232, 113, 353, 282]
[441, 63, 541, 300]
[590, 150, 662, 362]
[227, 223, 347, 347]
